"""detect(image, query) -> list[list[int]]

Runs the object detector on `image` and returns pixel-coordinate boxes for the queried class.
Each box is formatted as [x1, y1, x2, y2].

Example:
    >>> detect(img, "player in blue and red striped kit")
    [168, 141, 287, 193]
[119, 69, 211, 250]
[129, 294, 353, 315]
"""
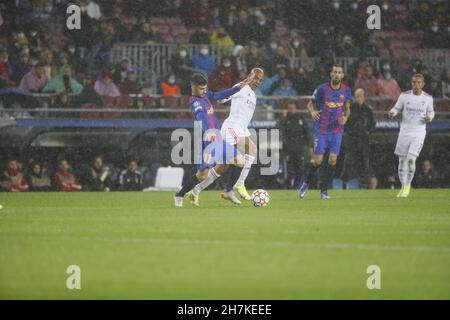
[299, 64, 351, 199]
[174, 73, 251, 207]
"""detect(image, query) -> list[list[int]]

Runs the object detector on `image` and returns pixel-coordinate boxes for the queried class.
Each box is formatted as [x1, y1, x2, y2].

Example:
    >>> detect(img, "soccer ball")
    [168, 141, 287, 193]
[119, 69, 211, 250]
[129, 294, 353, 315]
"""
[251, 189, 270, 207]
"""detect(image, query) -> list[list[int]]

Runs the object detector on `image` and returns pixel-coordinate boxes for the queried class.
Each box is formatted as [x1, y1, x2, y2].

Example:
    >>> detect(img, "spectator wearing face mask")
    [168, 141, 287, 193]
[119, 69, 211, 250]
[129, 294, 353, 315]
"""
[422, 19, 450, 49]
[377, 64, 401, 98]
[210, 26, 235, 47]
[169, 45, 194, 94]
[192, 45, 215, 75]
[208, 57, 238, 91]
[262, 39, 279, 62]
[161, 73, 181, 97]
[289, 31, 308, 59]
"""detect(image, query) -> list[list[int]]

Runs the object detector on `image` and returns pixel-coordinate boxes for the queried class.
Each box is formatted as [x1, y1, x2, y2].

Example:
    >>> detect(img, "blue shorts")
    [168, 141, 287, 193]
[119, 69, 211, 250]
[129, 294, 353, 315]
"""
[314, 132, 343, 155]
[197, 139, 239, 172]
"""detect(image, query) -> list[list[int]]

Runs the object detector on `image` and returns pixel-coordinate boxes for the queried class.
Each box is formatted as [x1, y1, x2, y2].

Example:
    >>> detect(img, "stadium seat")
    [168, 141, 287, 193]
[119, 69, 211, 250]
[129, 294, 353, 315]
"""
[101, 96, 122, 119]
[332, 178, 343, 190]
[143, 166, 184, 191]
[346, 179, 360, 190]
[79, 103, 101, 119]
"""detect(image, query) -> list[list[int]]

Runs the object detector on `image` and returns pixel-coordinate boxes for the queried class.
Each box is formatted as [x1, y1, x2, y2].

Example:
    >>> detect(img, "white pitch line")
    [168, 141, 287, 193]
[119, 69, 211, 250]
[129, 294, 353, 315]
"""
[3, 234, 450, 253]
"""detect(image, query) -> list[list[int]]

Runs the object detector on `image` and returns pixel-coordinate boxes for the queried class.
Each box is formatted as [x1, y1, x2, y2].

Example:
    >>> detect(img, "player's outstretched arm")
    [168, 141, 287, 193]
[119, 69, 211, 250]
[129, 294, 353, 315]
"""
[207, 86, 240, 101]
[207, 75, 253, 101]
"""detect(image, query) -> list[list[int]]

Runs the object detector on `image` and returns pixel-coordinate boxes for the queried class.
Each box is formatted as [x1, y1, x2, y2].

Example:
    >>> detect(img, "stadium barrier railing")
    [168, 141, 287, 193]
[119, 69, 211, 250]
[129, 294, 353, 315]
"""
[1, 93, 449, 121]
[110, 43, 382, 85]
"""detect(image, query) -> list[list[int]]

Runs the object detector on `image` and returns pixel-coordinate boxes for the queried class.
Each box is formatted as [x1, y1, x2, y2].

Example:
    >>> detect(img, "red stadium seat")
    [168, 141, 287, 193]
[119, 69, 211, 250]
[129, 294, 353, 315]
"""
[172, 25, 188, 36]
[163, 34, 174, 43]
[142, 96, 157, 108]
[79, 103, 101, 119]
[175, 34, 190, 44]
[101, 96, 122, 119]
[157, 25, 171, 34]
[116, 95, 133, 108]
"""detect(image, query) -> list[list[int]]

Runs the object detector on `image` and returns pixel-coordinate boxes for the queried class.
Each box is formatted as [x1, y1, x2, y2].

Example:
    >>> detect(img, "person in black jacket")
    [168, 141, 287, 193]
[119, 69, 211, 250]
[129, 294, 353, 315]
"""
[81, 156, 112, 191]
[341, 88, 376, 187]
[278, 101, 313, 188]
[118, 159, 143, 191]
[415, 159, 439, 188]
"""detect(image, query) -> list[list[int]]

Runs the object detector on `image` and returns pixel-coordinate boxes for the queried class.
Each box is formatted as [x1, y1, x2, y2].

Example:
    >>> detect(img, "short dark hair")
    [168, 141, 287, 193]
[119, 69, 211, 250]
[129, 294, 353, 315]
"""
[331, 63, 344, 72]
[191, 73, 207, 86]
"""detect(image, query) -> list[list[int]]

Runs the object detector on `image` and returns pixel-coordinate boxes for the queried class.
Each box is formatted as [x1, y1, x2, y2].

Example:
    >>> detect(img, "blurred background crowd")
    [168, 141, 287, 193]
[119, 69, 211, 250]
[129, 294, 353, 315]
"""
[0, 0, 449, 104]
[0, 0, 449, 192]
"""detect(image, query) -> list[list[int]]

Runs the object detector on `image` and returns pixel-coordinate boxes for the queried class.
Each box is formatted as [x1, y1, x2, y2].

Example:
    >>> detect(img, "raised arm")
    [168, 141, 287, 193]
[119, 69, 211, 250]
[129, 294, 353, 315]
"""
[206, 75, 253, 101]
[206, 85, 241, 101]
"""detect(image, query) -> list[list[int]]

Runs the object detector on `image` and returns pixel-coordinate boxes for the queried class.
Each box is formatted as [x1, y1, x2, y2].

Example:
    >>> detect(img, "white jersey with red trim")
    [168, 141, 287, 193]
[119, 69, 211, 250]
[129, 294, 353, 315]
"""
[390, 90, 434, 133]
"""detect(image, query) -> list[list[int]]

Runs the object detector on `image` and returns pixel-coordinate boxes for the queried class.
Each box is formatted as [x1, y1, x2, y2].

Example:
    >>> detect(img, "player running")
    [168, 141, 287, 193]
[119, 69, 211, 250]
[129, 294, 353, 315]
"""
[298, 64, 351, 200]
[388, 73, 434, 198]
[220, 68, 265, 203]
[173, 73, 251, 207]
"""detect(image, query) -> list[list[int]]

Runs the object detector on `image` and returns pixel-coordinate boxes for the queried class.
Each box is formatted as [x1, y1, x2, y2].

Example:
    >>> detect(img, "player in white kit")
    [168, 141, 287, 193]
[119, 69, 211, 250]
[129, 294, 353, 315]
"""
[187, 68, 264, 204]
[220, 68, 265, 201]
[388, 73, 434, 198]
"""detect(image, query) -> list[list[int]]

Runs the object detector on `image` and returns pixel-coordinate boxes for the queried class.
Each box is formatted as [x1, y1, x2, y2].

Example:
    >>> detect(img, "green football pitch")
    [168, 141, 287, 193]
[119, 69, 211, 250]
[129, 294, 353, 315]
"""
[0, 189, 449, 299]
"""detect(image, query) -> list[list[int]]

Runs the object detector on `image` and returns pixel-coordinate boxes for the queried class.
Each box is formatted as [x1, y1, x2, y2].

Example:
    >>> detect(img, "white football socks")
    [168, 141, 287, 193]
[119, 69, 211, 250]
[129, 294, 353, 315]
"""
[398, 156, 407, 188]
[192, 168, 221, 195]
[405, 155, 417, 188]
[235, 155, 255, 187]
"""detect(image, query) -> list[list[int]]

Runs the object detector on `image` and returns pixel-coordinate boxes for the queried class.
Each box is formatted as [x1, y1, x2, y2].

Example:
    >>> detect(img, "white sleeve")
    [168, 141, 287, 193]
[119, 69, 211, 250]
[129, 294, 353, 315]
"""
[427, 96, 435, 122]
[390, 93, 404, 116]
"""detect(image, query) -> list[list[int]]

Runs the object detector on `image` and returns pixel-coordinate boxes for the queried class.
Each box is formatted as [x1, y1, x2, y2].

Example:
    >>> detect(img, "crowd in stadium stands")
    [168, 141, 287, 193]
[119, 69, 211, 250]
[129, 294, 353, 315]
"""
[1, 154, 447, 192]
[0, 0, 449, 110]
[0, 157, 148, 192]
[0, 1, 449, 190]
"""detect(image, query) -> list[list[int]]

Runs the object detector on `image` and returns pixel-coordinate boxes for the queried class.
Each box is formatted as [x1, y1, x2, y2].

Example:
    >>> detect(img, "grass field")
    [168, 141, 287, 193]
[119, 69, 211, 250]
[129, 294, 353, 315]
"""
[0, 189, 449, 299]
